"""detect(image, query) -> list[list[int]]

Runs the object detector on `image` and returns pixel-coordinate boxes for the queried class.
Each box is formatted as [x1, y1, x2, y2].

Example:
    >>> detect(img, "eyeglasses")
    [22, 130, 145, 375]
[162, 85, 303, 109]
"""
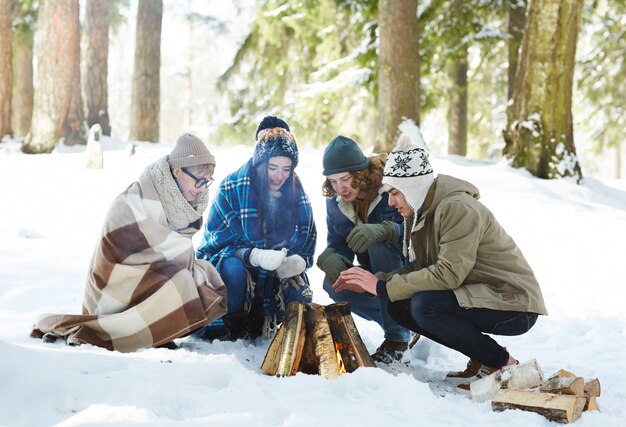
[181, 167, 214, 189]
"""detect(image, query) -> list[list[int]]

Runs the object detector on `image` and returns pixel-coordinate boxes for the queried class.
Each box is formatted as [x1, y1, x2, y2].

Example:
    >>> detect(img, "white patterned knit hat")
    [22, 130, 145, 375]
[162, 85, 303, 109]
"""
[382, 133, 435, 262]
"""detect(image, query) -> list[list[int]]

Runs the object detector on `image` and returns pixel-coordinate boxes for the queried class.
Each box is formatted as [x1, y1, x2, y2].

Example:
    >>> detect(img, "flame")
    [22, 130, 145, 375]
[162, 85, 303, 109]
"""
[335, 344, 347, 375]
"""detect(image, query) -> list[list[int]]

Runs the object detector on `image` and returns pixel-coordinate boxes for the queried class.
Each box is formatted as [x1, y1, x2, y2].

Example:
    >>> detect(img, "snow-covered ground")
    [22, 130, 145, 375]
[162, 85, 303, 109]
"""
[0, 138, 624, 426]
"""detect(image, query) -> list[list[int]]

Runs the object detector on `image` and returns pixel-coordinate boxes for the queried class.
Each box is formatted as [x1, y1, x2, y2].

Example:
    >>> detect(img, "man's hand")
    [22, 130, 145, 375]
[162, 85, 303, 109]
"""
[346, 221, 399, 253]
[332, 267, 378, 295]
[316, 248, 353, 283]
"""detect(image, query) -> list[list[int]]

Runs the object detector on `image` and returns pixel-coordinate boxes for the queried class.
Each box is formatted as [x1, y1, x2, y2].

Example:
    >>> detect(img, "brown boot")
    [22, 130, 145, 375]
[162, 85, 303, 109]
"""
[371, 339, 408, 364]
[445, 359, 482, 385]
[456, 365, 501, 391]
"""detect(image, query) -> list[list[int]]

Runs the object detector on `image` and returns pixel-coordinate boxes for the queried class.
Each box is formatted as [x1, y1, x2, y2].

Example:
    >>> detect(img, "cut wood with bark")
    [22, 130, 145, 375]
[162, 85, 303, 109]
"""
[492, 389, 586, 424]
[539, 375, 584, 396]
[308, 304, 342, 379]
[261, 302, 374, 379]
[260, 321, 285, 376]
[471, 358, 544, 403]
[276, 301, 306, 377]
[583, 378, 601, 397]
[325, 302, 375, 371]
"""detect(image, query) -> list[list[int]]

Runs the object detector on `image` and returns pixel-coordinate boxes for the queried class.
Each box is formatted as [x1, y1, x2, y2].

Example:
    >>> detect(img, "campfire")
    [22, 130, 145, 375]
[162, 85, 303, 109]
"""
[261, 301, 375, 379]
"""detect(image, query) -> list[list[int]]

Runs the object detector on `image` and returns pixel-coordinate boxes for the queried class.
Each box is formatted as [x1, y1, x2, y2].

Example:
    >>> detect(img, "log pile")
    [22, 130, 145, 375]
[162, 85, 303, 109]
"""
[261, 301, 375, 379]
[470, 360, 601, 423]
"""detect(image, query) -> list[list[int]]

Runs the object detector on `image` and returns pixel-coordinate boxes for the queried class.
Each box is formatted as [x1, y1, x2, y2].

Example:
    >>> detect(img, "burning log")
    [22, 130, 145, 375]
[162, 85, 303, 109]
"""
[261, 302, 375, 379]
[308, 304, 343, 379]
[326, 302, 376, 369]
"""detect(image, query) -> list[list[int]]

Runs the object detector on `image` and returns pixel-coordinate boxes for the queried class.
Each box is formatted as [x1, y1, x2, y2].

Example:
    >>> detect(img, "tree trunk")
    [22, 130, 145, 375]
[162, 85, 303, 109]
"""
[0, 0, 12, 140]
[507, 3, 526, 104]
[84, 0, 111, 136]
[447, 46, 468, 156]
[503, 0, 583, 181]
[22, 0, 79, 154]
[11, 27, 34, 137]
[377, 0, 419, 152]
[63, 4, 85, 147]
[130, 0, 162, 143]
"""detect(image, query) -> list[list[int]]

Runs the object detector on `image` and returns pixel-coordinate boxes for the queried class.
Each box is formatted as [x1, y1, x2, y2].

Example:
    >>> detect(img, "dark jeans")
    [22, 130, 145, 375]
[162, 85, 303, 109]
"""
[388, 290, 538, 368]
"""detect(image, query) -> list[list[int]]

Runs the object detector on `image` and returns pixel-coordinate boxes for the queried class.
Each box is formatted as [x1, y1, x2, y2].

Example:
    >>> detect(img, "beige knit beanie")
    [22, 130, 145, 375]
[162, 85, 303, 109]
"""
[168, 133, 216, 169]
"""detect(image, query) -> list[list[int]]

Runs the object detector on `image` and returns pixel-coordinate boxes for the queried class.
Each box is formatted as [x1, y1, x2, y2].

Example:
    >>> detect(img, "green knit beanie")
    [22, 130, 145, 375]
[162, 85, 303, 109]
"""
[322, 135, 369, 176]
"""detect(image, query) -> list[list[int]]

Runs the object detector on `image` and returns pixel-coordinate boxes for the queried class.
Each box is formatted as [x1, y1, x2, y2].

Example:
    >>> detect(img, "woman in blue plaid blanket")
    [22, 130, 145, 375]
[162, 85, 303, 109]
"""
[196, 116, 317, 340]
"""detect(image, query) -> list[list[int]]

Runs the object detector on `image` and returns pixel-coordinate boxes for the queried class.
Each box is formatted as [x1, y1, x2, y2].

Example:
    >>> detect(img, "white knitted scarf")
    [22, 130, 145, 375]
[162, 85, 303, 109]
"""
[148, 156, 209, 230]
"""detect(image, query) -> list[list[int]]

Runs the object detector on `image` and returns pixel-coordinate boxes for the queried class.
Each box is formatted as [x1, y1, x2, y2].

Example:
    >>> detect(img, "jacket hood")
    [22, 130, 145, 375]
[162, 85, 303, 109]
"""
[428, 174, 480, 213]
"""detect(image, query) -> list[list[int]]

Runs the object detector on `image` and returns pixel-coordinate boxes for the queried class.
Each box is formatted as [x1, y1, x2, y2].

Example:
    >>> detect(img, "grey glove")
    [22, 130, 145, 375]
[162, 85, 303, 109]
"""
[316, 247, 353, 283]
[346, 221, 399, 253]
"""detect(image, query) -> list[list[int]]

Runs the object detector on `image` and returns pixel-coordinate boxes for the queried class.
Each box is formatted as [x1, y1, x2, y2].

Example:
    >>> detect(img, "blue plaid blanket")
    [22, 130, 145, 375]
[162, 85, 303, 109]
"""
[197, 160, 316, 326]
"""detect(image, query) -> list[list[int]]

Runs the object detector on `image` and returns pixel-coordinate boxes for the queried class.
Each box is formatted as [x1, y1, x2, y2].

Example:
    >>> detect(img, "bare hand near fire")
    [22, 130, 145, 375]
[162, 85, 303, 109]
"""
[332, 267, 378, 296]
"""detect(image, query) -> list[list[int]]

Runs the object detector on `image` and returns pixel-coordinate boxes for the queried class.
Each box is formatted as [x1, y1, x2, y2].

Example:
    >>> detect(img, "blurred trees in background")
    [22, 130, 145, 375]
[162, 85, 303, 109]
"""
[22, 0, 79, 154]
[503, 0, 583, 181]
[10, 0, 36, 138]
[377, 0, 419, 152]
[85, 0, 112, 136]
[129, 0, 162, 142]
[0, 0, 11, 139]
[63, 0, 86, 146]
[0, 0, 623, 180]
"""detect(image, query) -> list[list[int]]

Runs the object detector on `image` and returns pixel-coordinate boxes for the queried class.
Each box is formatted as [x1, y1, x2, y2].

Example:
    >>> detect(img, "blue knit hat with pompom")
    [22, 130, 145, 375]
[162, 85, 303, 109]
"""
[255, 116, 290, 140]
[252, 118, 299, 167]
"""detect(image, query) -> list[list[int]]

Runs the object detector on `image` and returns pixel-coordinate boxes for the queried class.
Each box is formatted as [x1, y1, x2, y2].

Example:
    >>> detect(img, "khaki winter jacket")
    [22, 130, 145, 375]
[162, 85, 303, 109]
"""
[384, 174, 548, 315]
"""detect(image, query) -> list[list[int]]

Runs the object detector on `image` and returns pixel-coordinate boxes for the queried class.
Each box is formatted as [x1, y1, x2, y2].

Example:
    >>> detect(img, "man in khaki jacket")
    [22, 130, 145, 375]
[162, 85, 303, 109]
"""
[334, 132, 547, 390]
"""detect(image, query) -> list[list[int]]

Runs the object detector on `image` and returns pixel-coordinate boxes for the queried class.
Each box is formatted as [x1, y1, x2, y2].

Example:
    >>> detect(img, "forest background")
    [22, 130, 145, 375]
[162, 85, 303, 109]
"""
[0, 0, 624, 180]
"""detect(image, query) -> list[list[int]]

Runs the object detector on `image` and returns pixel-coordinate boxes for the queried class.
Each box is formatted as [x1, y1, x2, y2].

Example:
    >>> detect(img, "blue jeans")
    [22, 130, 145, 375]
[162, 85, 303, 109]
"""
[323, 243, 411, 343]
[388, 290, 538, 368]
[218, 257, 248, 314]
[195, 257, 248, 340]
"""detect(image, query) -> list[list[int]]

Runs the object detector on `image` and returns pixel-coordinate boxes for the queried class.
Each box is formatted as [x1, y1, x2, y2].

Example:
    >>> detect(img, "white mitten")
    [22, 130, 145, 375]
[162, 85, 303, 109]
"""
[249, 248, 288, 271]
[276, 254, 306, 279]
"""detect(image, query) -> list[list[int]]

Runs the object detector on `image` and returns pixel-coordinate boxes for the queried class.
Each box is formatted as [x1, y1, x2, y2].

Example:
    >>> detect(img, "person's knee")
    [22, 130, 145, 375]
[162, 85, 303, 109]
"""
[322, 278, 339, 300]
[368, 242, 404, 273]
[219, 257, 246, 283]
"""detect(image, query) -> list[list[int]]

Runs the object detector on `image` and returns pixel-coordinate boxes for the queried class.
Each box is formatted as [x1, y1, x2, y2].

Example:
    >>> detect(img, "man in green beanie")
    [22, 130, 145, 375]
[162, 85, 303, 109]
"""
[317, 135, 411, 364]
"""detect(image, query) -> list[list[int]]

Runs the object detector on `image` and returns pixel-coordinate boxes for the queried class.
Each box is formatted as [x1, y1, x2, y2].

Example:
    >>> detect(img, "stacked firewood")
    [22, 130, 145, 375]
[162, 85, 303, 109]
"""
[470, 359, 601, 423]
[261, 301, 375, 379]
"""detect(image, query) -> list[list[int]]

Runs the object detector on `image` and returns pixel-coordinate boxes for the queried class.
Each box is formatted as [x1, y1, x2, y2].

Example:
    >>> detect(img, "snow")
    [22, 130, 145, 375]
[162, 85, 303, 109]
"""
[1, 137, 625, 427]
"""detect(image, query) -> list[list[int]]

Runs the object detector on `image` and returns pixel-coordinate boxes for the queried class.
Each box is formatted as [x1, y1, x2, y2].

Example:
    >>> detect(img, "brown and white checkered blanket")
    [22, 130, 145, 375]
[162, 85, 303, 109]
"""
[32, 158, 227, 352]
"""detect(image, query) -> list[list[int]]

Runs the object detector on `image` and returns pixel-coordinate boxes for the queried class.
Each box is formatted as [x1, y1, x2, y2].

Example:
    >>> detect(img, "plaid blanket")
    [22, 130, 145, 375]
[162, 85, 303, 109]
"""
[32, 157, 227, 352]
[197, 159, 316, 267]
[196, 159, 316, 329]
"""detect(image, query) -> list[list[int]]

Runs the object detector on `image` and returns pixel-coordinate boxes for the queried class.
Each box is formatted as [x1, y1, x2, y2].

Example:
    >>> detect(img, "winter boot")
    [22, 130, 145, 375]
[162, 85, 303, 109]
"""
[371, 339, 408, 364]
[223, 312, 250, 341]
[246, 296, 265, 339]
[445, 359, 483, 385]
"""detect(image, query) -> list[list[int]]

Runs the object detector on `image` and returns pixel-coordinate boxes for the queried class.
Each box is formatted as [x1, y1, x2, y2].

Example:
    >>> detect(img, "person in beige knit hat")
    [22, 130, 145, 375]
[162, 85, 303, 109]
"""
[31, 133, 226, 352]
